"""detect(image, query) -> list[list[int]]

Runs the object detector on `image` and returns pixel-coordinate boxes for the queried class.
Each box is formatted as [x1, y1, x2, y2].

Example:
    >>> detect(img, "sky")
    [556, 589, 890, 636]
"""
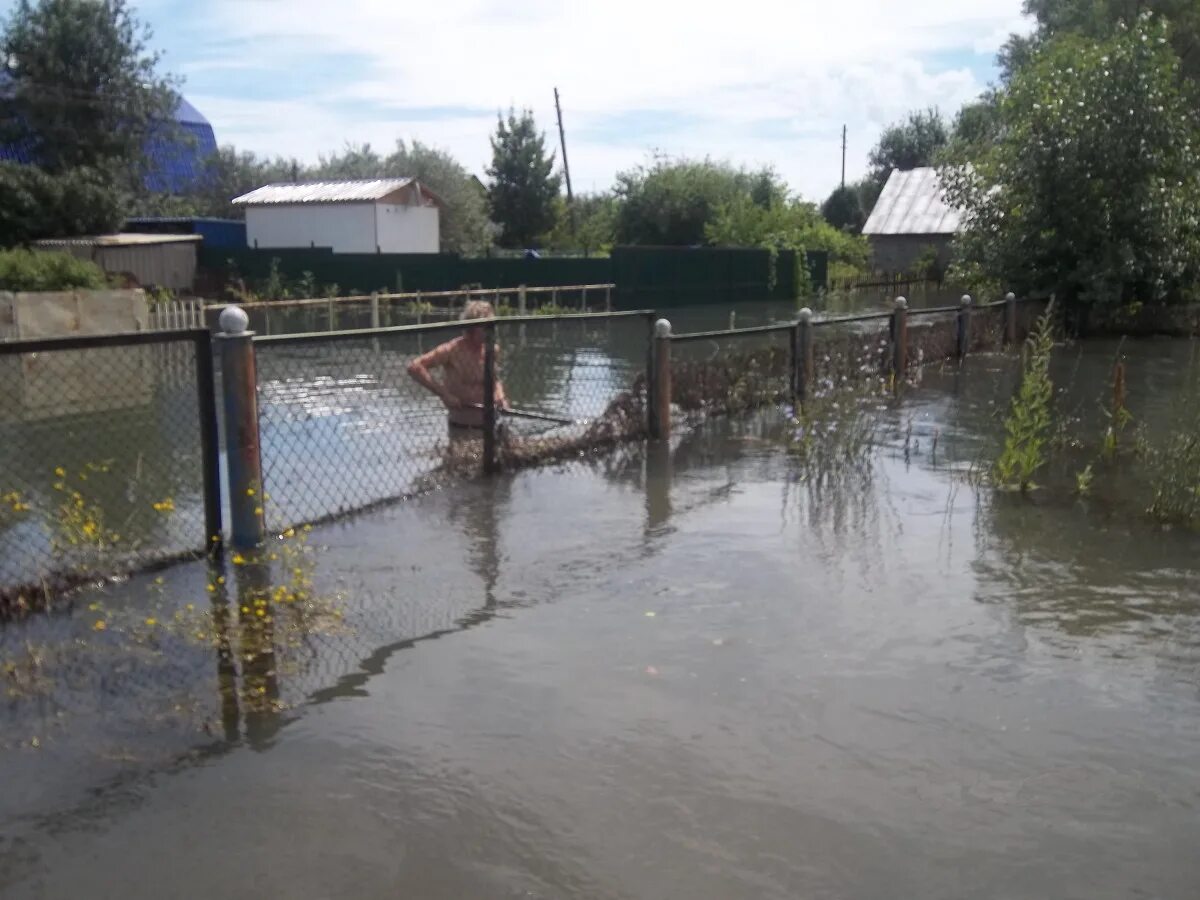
[5, 0, 1031, 201]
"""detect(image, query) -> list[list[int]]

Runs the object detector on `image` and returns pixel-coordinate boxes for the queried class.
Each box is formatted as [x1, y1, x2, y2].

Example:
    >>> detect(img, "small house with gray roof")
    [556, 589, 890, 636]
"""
[861, 167, 962, 275]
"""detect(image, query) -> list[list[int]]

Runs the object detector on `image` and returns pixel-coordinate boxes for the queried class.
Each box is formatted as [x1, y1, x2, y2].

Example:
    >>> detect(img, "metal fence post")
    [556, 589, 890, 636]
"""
[604, 285, 612, 312]
[370, 292, 380, 329]
[518, 284, 527, 316]
[482, 319, 498, 475]
[217, 306, 266, 550]
[643, 313, 657, 437]
[194, 330, 224, 554]
[795, 307, 814, 403]
[892, 296, 908, 383]
[956, 294, 972, 360]
[1004, 291, 1017, 346]
[652, 318, 672, 440]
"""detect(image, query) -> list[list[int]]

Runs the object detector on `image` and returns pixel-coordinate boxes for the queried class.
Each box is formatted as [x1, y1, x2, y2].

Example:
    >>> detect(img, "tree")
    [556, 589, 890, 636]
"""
[951, 95, 1003, 147]
[613, 156, 786, 246]
[0, 162, 124, 245]
[706, 195, 869, 270]
[0, 0, 178, 180]
[941, 15, 1200, 308]
[820, 184, 866, 233]
[540, 192, 617, 256]
[388, 140, 495, 255]
[867, 108, 949, 185]
[1002, 0, 1200, 85]
[486, 109, 561, 248]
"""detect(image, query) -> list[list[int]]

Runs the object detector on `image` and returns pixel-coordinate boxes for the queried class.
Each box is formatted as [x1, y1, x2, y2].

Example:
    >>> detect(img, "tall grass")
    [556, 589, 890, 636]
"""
[994, 304, 1056, 491]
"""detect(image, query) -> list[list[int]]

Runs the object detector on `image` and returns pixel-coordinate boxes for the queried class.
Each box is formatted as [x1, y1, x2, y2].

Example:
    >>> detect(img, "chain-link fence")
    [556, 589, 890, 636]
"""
[670, 324, 794, 426]
[662, 297, 1048, 437]
[254, 311, 655, 532]
[0, 331, 220, 612]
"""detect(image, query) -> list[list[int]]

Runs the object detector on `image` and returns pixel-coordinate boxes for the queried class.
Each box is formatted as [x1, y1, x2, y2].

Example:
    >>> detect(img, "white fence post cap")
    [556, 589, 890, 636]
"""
[961, 294, 973, 306]
[797, 307, 814, 322]
[894, 296, 908, 310]
[654, 318, 672, 338]
[219, 305, 250, 335]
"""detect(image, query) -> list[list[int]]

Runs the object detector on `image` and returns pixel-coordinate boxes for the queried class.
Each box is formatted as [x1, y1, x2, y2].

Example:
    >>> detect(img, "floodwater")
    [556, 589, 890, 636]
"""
[2, 338, 1200, 899]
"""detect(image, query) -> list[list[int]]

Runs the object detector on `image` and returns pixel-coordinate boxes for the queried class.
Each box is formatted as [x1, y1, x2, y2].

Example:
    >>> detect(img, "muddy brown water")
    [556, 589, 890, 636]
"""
[1, 338, 1199, 899]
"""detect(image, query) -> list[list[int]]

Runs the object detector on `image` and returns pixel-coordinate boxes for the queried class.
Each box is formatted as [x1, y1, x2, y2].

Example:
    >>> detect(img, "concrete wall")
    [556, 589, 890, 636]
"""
[374, 203, 439, 253]
[0, 290, 154, 418]
[246, 203, 378, 254]
[1, 290, 149, 340]
[868, 234, 953, 276]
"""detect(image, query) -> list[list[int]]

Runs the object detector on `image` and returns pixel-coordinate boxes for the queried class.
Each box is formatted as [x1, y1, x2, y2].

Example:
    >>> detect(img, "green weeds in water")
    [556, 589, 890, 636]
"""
[1143, 352, 1200, 528]
[1074, 464, 1095, 496]
[994, 305, 1056, 491]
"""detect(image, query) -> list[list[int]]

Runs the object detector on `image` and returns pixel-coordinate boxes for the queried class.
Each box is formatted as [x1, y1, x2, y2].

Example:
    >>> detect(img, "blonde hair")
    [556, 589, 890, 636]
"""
[462, 300, 495, 321]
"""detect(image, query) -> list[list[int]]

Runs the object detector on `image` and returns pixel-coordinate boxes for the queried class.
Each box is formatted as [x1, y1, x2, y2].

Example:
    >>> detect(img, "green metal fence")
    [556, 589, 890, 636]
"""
[199, 246, 830, 307]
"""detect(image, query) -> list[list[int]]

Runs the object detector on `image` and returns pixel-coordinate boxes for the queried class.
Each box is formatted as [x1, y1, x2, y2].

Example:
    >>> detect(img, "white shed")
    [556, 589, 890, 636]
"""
[233, 179, 443, 254]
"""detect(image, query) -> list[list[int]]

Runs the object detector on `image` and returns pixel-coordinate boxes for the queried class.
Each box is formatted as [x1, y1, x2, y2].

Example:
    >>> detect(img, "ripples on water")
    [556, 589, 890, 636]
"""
[2, 338, 1199, 898]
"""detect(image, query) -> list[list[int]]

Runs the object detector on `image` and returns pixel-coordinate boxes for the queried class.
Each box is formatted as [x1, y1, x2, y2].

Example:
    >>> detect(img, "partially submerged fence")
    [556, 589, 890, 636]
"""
[0, 329, 221, 608]
[245, 310, 654, 534]
[656, 293, 1045, 437]
[216, 283, 615, 336]
[1, 293, 1042, 609]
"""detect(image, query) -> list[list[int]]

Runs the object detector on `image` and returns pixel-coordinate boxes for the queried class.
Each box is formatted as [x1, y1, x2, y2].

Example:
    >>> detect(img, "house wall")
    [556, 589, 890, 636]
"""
[374, 204, 439, 253]
[868, 234, 953, 275]
[245, 203, 378, 254]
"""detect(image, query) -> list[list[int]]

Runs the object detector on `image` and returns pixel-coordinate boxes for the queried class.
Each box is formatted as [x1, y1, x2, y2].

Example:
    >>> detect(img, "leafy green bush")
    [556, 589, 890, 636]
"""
[0, 248, 109, 292]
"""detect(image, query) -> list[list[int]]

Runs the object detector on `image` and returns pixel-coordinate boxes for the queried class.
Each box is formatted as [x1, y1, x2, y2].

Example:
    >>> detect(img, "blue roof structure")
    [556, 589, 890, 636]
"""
[0, 72, 217, 194]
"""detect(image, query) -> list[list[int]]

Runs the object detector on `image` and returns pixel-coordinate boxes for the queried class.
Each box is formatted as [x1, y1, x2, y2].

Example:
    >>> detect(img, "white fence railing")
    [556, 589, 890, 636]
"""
[148, 298, 206, 331]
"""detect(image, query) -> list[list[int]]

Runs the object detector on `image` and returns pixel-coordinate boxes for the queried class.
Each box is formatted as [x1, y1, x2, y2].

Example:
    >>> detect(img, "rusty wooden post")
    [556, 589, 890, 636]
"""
[892, 296, 908, 382]
[795, 307, 814, 403]
[1004, 291, 1017, 346]
[217, 306, 265, 549]
[956, 294, 972, 360]
[651, 318, 672, 440]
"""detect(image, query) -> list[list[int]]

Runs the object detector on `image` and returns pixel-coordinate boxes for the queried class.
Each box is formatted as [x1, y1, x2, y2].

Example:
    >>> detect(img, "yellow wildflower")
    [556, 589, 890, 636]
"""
[231, 553, 246, 565]
[145, 617, 157, 627]
[93, 620, 107, 631]
[54, 467, 65, 477]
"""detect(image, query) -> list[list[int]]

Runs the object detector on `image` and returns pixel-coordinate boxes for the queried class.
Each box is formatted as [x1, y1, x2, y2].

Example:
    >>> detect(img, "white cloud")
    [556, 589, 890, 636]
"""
[143, 0, 1029, 200]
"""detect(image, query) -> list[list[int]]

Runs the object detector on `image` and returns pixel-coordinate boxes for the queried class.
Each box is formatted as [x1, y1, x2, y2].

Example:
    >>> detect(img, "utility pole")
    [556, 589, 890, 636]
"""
[841, 125, 847, 189]
[554, 87, 576, 236]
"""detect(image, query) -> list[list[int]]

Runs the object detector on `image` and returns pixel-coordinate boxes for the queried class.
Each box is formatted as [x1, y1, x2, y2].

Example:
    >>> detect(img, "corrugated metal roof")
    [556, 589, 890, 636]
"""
[36, 233, 203, 248]
[862, 167, 962, 236]
[233, 179, 418, 205]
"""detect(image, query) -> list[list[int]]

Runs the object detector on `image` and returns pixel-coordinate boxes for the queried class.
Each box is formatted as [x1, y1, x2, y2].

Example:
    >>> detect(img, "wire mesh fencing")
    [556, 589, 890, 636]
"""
[254, 311, 655, 532]
[0, 331, 220, 612]
[669, 324, 794, 426]
[661, 297, 1048, 439]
